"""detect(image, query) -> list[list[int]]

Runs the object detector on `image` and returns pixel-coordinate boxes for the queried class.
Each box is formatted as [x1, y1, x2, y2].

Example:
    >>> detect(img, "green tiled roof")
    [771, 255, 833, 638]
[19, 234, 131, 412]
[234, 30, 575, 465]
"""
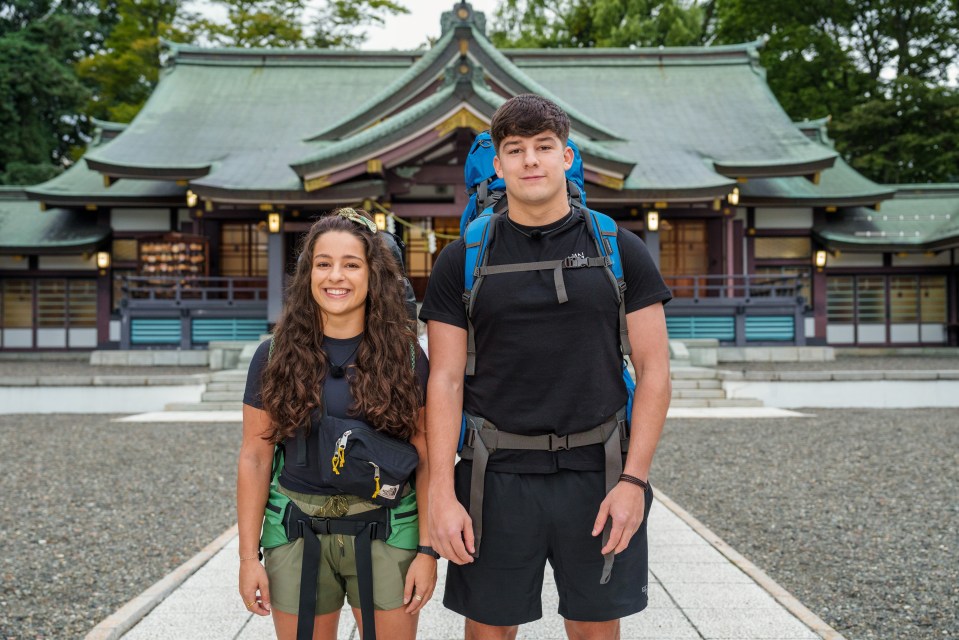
[814, 187, 959, 251]
[71, 3, 843, 203]
[26, 156, 184, 206]
[509, 45, 836, 185]
[742, 156, 895, 206]
[0, 189, 109, 253]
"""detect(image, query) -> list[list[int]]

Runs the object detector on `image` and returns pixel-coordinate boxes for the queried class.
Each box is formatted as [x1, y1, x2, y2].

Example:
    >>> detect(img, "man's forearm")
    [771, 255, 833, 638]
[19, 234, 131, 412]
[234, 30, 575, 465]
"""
[623, 364, 671, 481]
[426, 375, 464, 496]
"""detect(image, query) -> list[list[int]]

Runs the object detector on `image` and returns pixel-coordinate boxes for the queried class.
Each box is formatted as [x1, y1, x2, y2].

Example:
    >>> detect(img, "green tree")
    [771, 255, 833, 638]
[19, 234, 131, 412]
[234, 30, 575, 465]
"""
[311, 0, 409, 48]
[196, 0, 307, 48]
[713, 0, 959, 182]
[191, 0, 408, 49]
[490, 0, 705, 48]
[0, 7, 98, 184]
[76, 0, 193, 123]
[831, 77, 959, 183]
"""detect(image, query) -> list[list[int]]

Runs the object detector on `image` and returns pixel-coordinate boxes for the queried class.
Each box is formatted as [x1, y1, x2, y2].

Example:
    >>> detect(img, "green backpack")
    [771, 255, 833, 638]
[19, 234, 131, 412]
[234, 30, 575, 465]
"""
[259, 444, 420, 550]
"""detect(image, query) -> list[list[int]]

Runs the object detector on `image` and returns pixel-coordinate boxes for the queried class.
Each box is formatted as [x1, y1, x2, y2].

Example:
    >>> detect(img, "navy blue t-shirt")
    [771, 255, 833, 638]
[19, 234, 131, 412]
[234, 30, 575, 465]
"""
[243, 334, 429, 494]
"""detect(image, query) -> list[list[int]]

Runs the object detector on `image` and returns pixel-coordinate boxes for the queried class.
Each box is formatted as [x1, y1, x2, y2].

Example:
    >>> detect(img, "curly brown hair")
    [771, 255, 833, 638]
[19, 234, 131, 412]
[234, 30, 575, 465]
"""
[260, 210, 421, 443]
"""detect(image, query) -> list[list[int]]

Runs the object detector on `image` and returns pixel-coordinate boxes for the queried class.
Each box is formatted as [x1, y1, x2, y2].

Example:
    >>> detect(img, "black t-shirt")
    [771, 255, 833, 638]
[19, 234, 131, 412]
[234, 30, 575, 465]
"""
[243, 334, 429, 494]
[419, 209, 671, 473]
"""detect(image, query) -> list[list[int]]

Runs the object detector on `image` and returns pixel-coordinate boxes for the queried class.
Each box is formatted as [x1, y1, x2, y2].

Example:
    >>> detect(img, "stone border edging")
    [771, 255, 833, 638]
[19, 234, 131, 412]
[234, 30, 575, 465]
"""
[716, 369, 959, 382]
[654, 490, 847, 640]
[84, 524, 238, 640]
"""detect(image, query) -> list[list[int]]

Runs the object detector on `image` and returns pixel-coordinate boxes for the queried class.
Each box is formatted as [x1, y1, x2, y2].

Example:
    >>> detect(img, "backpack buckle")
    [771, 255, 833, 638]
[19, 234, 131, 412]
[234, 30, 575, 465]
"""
[562, 255, 589, 269]
[548, 433, 569, 451]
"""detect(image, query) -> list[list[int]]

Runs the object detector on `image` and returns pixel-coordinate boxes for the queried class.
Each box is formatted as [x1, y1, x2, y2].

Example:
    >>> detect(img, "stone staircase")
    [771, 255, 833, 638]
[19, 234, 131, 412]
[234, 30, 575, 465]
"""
[164, 344, 257, 411]
[166, 347, 763, 412]
[669, 367, 764, 408]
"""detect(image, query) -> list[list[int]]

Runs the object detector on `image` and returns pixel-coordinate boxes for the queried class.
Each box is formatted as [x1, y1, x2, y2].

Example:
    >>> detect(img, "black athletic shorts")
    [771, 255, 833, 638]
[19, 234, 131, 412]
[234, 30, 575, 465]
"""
[443, 461, 653, 626]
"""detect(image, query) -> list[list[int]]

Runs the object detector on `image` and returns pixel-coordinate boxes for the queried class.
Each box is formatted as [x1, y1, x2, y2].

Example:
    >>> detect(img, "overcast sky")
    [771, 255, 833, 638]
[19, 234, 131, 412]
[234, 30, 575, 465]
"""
[185, 1, 500, 50]
[361, 0, 499, 50]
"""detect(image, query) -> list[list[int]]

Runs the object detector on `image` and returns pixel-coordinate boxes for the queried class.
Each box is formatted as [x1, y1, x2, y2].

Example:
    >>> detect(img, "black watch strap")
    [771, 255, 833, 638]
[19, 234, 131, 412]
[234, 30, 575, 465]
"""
[416, 545, 440, 559]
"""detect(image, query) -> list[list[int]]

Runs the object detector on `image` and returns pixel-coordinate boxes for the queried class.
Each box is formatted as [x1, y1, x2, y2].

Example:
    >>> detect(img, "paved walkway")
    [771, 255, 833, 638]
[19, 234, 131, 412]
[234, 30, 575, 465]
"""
[89, 410, 842, 640]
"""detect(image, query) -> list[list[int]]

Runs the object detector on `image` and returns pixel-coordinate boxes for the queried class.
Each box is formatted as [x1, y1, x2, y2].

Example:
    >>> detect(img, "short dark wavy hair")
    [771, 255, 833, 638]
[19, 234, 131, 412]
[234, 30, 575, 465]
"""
[490, 94, 570, 152]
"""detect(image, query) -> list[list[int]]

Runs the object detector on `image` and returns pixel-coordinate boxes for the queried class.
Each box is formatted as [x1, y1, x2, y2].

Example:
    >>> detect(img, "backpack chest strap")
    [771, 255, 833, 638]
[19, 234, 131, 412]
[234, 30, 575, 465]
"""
[476, 255, 611, 305]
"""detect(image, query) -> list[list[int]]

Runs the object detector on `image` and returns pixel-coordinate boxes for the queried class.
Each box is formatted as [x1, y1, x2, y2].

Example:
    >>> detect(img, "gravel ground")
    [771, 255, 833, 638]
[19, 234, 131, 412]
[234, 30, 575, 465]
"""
[0, 414, 240, 640]
[2, 394, 956, 638]
[724, 356, 959, 372]
[655, 408, 959, 640]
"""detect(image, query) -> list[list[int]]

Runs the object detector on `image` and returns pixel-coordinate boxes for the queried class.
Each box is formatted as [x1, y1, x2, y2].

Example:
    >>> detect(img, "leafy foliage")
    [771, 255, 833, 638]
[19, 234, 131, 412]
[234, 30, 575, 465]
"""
[491, 0, 706, 48]
[311, 0, 409, 48]
[0, 10, 95, 184]
[76, 0, 192, 123]
[713, 0, 959, 182]
[831, 76, 959, 183]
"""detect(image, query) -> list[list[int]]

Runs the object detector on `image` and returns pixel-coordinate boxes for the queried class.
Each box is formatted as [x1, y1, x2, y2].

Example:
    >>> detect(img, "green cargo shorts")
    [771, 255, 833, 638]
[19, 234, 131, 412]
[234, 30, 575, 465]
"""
[264, 486, 416, 615]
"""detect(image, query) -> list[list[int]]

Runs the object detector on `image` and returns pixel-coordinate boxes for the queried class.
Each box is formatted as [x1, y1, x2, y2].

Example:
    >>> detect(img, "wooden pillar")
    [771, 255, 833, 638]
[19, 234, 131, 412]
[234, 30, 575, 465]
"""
[267, 216, 285, 326]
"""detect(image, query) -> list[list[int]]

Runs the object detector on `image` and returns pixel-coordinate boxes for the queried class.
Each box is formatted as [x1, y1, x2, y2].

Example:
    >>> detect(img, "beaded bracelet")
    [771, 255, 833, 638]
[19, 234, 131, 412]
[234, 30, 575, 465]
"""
[618, 473, 649, 491]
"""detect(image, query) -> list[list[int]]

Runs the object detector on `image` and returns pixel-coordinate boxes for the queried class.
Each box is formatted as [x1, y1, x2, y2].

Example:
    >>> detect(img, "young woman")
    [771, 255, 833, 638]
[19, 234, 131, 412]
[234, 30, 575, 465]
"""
[237, 209, 435, 640]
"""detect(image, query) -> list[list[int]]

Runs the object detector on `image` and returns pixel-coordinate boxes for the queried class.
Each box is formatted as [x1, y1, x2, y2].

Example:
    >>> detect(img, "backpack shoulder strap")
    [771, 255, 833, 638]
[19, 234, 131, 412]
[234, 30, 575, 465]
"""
[581, 208, 631, 357]
[462, 211, 498, 375]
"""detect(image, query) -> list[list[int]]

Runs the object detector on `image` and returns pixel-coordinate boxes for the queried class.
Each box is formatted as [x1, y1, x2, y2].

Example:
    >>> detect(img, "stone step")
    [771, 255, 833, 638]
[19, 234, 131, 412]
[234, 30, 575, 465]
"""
[670, 368, 719, 380]
[668, 398, 711, 408]
[670, 379, 722, 390]
[211, 370, 249, 382]
[205, 381, 247, 392]
[165, 401, 242, 411]
[705, 398, 765, 408]
[202, 390, 245, 403]
[672, 388, 726, 399]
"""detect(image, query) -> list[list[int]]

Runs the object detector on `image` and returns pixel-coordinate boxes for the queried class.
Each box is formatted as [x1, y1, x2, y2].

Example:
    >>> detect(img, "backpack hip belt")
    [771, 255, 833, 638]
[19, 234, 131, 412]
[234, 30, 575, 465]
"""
[282, 500, 390, 640]
[458, 408, 629, 584]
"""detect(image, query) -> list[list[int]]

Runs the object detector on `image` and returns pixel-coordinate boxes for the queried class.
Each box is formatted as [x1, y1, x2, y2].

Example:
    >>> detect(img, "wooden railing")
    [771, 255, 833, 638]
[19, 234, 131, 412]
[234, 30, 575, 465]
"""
[662, 274, 808, 345]
[117, 276, 268, 349]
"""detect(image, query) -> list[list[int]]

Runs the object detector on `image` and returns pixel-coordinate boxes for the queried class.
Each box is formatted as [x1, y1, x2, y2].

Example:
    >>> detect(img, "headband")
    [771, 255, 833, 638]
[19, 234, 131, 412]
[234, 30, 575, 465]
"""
[337, 208, 377, 234]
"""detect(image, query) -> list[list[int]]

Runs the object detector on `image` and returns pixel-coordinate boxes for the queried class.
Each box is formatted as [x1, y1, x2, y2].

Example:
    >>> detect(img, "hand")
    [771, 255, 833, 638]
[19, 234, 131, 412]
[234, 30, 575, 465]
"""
[428, 493, 475, 565]
[591, 481, 647, 555]
[239, 559, 272, 615]
[403, 553, 438, 613]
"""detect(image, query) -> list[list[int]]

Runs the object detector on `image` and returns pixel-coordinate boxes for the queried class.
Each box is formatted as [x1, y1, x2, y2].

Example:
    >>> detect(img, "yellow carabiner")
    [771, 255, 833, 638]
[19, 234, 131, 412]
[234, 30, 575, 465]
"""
[332, 446, 345, 475]
[372, 475, 381, 500]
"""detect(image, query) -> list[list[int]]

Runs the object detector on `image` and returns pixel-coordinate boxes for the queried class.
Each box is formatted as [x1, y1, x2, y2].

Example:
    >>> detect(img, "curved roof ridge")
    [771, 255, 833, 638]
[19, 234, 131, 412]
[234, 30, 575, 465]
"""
[504, 38, 766, 59]
[291, 82, 461, 176]
[305, 29, 459, 142]
[159, 38, 426, 60]
[468, 27, 624, 141]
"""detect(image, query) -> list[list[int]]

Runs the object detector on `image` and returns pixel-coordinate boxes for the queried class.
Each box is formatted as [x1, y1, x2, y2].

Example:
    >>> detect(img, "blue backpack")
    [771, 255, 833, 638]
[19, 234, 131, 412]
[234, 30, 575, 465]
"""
[458, 131, 634, 451]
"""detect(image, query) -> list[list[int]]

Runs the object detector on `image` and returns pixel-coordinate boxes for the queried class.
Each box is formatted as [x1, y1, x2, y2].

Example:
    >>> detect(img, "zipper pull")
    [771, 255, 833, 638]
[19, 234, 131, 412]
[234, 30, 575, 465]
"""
[332, 430, 351, 475]
[369, 461, 381, 499]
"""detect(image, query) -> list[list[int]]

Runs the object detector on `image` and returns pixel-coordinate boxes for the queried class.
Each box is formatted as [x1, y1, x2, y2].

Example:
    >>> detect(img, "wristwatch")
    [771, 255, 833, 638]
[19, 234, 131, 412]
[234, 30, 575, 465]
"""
[416, 545, 440, 559]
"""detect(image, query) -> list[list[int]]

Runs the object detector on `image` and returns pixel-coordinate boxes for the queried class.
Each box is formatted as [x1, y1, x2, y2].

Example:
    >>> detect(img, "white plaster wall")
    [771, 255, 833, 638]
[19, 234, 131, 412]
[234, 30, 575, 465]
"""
[0, 385, 204, 413]
[829, 252, 883, 267]
[111, 208, 170, 232]
[38, 254, 96, 270]
[725, 380, 959, 408]
[754, 207, 813, 229]
[891, 252, 953, 267]
[0, 256, 28, 269]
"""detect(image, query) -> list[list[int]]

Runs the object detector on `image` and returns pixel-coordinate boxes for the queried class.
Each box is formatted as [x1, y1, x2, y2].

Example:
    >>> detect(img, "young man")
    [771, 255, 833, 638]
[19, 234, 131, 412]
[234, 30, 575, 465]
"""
[420, 94, 672, 640]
